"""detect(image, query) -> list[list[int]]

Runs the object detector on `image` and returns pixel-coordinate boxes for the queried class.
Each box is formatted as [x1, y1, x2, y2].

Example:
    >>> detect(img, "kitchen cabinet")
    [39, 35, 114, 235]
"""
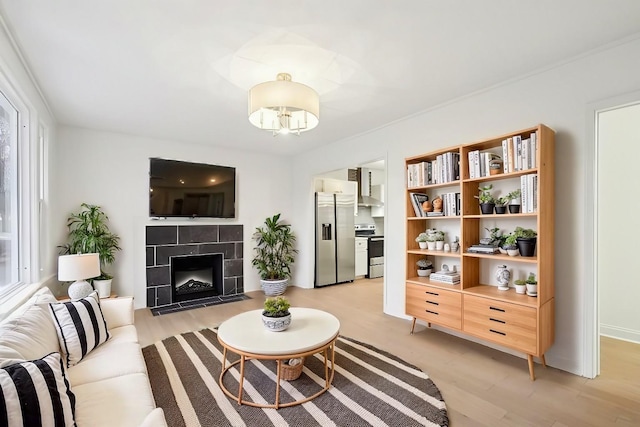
[355, 237, 368, 277]
[371, 184, 384, 217]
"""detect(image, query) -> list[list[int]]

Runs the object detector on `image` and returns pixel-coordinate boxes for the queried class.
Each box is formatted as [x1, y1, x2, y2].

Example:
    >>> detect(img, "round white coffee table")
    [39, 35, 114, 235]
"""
[217, 307, 340, 409]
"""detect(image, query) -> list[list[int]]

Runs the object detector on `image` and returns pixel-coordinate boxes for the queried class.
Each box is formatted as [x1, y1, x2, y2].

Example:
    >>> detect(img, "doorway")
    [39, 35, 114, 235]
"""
[591, 97, 640, 377]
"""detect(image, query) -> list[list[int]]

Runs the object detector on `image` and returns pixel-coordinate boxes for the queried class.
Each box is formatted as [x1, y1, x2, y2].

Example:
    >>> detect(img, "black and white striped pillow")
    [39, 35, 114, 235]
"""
[49, 291, 110, 368]
[0, 352, 76, 426]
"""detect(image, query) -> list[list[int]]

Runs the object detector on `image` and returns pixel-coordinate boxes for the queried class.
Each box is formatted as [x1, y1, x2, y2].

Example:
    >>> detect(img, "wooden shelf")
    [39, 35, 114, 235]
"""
[404, 124, 555, 381]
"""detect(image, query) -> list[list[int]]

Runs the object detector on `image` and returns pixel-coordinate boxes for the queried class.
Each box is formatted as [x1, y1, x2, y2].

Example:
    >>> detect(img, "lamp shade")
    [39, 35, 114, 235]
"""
[58, 253, 101, 281]
[248, 73, 319, 134]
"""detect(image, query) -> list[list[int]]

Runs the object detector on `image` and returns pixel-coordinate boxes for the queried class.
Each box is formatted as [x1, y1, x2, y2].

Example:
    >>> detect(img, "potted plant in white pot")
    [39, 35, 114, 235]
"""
[503, 233, 519, 256]
[513, 278, 527, 295]
[252, 213, 298, 296]
[525, 273, 538, 296]
[262, 296, 292, 332]
[415, 232, 429, 249]
[425, 230, 437, 251]
[59, 203, 121, 298]
[434, 230, 445, 251]
[416, 258, 433, 277]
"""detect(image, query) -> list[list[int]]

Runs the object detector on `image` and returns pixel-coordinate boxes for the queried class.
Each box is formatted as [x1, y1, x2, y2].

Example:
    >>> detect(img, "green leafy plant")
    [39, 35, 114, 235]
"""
[514, 279, 526, 286]
[503, 233, 518, 248]
[59, 203, 121, 280]
[415, 232, 429, 243]
[513, 226, 537, 239]
[526, 273, 537, 285]
[495, 195, 511, 207]
[507, 189, 521, 203]
[262, 296, 291, 317]
[434, 230, 445, 241]
[252, 213, 298, 280]
[475, 184, 495, 204]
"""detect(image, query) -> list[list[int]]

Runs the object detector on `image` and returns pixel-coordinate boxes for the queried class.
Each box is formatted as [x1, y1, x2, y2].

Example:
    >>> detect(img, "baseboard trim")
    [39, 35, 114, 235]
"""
[600, 324, 640, 344]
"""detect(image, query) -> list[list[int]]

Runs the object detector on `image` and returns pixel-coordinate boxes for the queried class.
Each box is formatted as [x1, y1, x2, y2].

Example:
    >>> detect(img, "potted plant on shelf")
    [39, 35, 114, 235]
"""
[513, 278, 527, 295]
[494, 195, 510, 214]
[513, 226, 537, 257]
[507, 189, 521, 214]
[261, 296, 292, 332]
[59, 203, 121, 298]
[416, 258, 433, 277]
[525, 273, 538, 296]
[415, 232, 429, 249]
[503, 233, 519, 256]
[252, 213, 298, 296]
[434, 230, 445, 251]
[475, 184, 495, 214]
[425, 229, 437, 251]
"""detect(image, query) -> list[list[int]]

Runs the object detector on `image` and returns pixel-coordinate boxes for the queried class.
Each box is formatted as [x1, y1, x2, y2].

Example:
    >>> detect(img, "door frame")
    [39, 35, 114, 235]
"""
[584, 89, 640, 379]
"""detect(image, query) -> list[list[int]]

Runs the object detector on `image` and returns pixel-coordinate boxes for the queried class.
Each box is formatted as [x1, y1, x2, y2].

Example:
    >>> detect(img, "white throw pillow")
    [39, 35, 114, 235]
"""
[0, 352, 76, 427]
[49, 291, 110, 367]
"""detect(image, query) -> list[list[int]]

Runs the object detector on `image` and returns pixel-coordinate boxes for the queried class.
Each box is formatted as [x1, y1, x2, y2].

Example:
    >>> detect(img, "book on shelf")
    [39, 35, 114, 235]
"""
[409, 193, 429, 217]
[426, 211, 444, 217]
[429, 272, 461, 284]
[467, 245, 500, 254]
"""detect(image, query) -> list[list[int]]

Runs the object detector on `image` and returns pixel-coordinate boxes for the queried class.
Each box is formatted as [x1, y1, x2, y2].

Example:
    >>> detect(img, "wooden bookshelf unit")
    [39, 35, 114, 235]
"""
[405, 124, 555, 380]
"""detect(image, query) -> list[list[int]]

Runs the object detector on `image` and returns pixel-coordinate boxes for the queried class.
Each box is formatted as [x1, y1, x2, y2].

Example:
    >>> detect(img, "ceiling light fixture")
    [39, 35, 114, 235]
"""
[248, 73, 319, 136]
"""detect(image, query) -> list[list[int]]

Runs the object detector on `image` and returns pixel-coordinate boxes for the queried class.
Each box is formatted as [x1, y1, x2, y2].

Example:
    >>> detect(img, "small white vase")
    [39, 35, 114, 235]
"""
[427, 241, 436, 251]
[436, 241, 444, 251]
[418, 241, 428, 249]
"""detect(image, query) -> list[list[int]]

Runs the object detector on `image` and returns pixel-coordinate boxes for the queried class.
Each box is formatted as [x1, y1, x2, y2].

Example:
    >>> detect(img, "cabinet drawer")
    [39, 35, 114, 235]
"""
[463, 295, 537, 353]
[406, 283, 462, 330]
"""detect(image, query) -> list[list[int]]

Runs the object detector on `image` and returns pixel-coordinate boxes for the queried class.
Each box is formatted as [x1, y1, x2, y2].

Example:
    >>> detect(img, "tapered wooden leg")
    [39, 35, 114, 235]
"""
[410, 317, 417, 334]
[238, 355, 246, 404]
[527, 354, 535, 381]
[541, 354, 547, 368]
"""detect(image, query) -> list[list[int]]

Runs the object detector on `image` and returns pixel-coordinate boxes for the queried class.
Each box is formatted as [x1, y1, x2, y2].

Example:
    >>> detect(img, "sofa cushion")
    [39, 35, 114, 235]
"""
[67, 341, 148, 387]
[72, 373, 156, 427]
[0, 289, 60, 367]
[49, 291, 110, 368]
[138, 407, 167, 427]
[108, 324, 139, 345]
[0, 352, 76, 427]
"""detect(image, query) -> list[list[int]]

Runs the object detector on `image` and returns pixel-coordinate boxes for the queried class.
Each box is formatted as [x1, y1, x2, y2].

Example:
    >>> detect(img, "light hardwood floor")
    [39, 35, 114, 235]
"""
[135, 279, 640, 426]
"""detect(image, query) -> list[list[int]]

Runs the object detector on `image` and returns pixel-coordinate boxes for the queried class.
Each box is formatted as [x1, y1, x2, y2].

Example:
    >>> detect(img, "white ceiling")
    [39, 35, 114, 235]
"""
[2, 1, 640, 156]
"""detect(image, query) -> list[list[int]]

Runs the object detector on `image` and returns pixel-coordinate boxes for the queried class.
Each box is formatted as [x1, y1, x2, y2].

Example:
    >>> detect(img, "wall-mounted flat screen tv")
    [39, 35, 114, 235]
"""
[149, 158, 236, 218]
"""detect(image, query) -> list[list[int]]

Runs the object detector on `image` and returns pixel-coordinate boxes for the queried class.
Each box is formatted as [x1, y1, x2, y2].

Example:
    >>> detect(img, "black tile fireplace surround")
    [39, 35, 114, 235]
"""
[145, 225, 244, 312]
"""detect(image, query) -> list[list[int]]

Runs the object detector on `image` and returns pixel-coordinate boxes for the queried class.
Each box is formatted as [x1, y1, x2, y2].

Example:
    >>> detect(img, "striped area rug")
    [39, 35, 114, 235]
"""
[142, 328, 449, 427]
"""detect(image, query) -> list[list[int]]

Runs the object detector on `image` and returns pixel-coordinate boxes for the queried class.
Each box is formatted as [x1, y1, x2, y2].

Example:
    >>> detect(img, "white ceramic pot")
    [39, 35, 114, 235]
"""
[436, 241, 444, 251]
[514, 284, 526, 294]
[417, 268, 431, 277]
[93, 279, 112, 298]
[262, 312, 292, 332]
[507, 248, 519, 257]
[427, 241, 436, 251]
[418, 241, 428, 249]
[261, 279, 288, 296]
[526, 283, 538, 296]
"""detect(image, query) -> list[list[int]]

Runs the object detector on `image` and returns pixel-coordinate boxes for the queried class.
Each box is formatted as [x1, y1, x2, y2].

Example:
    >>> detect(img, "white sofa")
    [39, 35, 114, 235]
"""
[0, 286, 167, 427]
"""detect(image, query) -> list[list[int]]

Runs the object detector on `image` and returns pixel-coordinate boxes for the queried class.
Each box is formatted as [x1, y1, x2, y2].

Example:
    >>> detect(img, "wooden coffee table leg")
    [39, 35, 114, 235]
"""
[275, 359, 282, 409]
[238, 355, 246, 404]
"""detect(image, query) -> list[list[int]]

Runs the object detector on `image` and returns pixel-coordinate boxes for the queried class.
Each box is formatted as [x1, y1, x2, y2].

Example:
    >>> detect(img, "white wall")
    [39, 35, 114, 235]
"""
[597, 102, 640, 343]
[291, 36, 640, 376]
[53, 126, 294, 308]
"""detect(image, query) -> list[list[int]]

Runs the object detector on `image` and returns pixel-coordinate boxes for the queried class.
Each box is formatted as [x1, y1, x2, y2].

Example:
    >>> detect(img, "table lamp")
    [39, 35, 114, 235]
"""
[58, 253, 101, 300]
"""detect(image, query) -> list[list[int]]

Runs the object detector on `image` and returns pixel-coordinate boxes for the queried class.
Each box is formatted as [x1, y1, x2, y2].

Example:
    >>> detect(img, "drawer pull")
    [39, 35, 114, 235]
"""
[489, 306, 506, 313]
[425, 291, 439, 296]
[426, 300, 439, 306]
[489, 329, 506, 336]
[489, 318, 506, 324]
[425, 310, 439, 315]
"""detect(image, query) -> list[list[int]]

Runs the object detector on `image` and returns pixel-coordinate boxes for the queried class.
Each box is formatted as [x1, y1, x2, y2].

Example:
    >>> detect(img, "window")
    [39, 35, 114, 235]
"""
[0, 91, 19, 289]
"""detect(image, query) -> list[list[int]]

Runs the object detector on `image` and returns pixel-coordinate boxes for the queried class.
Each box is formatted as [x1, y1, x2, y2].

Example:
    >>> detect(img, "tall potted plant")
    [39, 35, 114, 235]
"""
[59, 203, 121, 297]
[251, 213, 298, 296]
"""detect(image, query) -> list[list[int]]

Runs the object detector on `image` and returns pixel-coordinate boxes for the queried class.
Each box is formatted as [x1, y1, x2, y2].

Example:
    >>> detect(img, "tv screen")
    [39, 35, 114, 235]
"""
[149, 158, 236, 218]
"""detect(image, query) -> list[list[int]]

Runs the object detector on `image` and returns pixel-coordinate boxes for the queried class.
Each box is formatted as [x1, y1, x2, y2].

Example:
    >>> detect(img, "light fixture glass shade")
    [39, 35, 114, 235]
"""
[248, 73, 319, 135]
[58, 253, 101, 300]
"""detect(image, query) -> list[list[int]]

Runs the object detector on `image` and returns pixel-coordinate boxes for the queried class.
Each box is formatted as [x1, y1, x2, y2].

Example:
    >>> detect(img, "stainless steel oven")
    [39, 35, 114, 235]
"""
[367, 236, 384, 278]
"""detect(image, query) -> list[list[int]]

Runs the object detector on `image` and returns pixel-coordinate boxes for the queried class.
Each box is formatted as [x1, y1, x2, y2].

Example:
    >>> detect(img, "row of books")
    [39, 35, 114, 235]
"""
[407, 152, 460, 188]
[468, 150, 501, 179]
[520, 173, 538, 213]
[501, 133, 537, 173]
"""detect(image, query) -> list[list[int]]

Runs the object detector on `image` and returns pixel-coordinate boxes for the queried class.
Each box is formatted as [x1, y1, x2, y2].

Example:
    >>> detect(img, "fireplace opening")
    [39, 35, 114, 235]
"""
[171, 253, 224, 303]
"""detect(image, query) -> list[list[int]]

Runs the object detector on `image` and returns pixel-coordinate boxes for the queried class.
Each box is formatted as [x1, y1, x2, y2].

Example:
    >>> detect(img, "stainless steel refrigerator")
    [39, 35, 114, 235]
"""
[315, 192, 355, 287]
